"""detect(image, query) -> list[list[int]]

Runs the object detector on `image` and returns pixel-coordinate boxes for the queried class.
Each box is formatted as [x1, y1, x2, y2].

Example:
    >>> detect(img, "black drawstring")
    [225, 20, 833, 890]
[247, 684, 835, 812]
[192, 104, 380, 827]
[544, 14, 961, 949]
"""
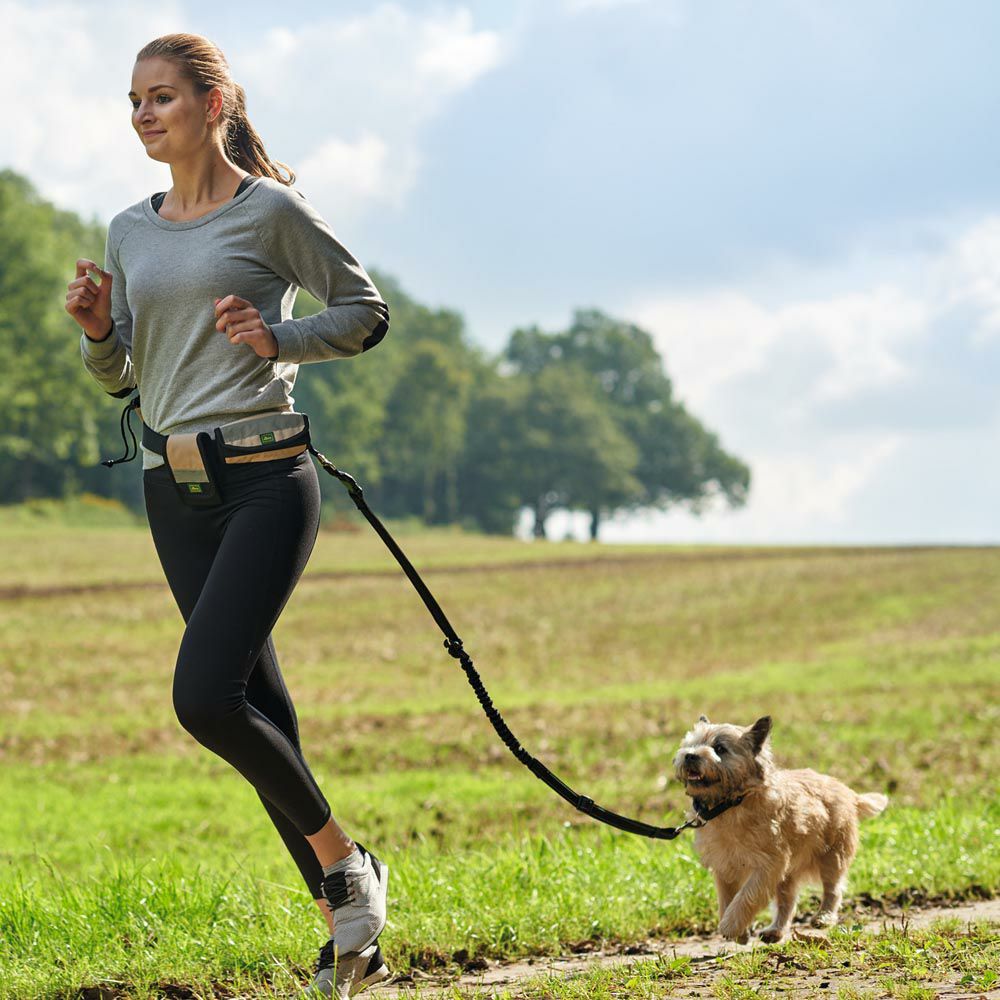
[101, 395, 141, 467]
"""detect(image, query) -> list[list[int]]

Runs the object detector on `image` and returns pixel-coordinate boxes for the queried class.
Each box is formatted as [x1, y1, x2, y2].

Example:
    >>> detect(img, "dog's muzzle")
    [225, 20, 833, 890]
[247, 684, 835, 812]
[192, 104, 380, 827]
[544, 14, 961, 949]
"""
[680, 753, 716, 787]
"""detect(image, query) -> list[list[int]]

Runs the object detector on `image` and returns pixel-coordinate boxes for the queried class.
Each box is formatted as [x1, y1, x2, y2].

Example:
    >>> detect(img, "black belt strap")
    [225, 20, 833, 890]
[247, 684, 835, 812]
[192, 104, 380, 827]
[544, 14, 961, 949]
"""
[141, 420, 169, 457]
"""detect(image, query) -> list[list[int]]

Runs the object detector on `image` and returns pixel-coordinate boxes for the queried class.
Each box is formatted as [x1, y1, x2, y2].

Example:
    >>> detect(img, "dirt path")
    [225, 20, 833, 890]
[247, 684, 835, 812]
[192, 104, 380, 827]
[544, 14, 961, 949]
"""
[371, 898, 1000, 998]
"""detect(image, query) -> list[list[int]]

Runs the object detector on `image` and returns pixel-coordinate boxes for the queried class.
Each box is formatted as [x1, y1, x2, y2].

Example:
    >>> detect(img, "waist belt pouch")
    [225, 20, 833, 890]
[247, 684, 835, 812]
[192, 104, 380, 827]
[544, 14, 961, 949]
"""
[165, 431, 224, 508]
[213, 412, 311, 464]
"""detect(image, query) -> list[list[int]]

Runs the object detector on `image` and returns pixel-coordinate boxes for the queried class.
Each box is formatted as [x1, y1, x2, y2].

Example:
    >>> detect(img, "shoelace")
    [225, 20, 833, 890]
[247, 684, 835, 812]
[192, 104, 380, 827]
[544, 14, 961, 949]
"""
[321, 869, 359, 910]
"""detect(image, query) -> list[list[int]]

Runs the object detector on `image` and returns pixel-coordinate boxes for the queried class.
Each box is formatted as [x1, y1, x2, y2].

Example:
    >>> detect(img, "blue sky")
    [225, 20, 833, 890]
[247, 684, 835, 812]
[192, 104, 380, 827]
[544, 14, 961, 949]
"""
[5, 0, 999, 542]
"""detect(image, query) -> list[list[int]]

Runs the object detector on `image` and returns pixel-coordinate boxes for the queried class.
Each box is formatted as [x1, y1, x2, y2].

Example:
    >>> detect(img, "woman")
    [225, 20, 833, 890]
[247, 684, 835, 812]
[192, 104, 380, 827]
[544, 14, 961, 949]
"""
[65, 33, 390, 999]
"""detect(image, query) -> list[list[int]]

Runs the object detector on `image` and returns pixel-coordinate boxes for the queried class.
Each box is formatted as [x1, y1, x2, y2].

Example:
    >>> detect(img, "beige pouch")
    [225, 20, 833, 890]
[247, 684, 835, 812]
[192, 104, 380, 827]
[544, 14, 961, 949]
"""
[163, 431, 223, 506]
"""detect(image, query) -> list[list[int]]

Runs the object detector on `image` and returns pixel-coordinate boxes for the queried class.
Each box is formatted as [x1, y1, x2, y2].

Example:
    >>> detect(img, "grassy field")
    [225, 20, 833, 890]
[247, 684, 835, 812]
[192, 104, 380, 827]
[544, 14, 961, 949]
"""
[0, 497, 997, 998]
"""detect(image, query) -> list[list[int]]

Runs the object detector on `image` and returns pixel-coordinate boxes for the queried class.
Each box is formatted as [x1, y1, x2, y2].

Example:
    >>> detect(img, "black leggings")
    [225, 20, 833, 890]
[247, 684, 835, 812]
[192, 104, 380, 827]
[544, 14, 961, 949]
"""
[143, 447, 330, 900]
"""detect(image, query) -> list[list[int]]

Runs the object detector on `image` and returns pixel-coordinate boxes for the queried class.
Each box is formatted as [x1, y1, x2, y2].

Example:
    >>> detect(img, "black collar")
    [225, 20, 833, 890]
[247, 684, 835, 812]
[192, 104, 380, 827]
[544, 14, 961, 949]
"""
[692, 794, 745, 822]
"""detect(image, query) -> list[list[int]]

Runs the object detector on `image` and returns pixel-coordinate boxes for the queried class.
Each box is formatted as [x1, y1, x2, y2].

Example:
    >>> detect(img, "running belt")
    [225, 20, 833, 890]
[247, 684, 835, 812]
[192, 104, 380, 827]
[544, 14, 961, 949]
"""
[140, 410, 311, 466]
[136, 404, 312, 507]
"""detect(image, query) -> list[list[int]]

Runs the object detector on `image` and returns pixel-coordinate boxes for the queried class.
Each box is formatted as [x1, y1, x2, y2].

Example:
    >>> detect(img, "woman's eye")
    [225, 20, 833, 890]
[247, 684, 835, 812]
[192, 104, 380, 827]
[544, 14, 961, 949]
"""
[131, 95, 170, 109]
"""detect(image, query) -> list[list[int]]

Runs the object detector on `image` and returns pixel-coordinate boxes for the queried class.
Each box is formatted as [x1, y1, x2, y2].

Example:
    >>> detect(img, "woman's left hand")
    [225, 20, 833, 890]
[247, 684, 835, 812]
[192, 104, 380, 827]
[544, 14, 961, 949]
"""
[214, 295, 279, 359]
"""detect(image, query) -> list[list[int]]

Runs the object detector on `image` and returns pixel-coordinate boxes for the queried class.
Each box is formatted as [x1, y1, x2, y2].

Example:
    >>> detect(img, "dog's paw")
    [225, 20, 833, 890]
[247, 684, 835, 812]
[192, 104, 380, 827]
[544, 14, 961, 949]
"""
[811, 911, 838, 928]
[759, 927, 787, 944]
[718, 914, 750, 944]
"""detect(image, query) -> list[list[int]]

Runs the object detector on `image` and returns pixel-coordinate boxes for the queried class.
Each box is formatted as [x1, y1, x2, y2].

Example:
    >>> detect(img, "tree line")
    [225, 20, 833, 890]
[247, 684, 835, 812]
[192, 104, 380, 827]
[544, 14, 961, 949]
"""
[0, 168, 750, 537]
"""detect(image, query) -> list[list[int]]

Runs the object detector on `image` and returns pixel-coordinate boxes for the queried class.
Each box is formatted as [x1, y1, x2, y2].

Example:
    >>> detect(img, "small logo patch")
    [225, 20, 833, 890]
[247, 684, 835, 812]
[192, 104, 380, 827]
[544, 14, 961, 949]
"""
[260, 431, 276, 445]
[187, 483, 203, 494]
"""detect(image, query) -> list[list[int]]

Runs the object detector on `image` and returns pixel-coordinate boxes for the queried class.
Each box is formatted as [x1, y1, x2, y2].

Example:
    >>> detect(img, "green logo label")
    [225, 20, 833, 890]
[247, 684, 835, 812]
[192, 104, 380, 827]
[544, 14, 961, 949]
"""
[187, 483, 203, 494]
[260, 431, 276, 445]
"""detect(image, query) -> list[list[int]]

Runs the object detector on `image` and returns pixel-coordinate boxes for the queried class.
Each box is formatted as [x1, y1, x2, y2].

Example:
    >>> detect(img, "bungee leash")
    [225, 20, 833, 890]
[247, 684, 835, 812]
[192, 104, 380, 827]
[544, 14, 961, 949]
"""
[306, 441, 744, 839]
[102, 394, 744, 839]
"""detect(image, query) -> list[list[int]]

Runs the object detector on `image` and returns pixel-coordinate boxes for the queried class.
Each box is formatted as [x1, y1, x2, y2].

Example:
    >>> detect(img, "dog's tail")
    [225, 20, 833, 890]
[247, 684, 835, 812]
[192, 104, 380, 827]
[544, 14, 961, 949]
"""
[856, 792, 889, 819]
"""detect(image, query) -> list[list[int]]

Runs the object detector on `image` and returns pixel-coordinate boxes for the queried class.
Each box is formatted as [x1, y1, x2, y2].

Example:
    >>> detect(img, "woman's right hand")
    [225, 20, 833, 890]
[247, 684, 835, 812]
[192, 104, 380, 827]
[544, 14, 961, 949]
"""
[67, 258, 114, 342]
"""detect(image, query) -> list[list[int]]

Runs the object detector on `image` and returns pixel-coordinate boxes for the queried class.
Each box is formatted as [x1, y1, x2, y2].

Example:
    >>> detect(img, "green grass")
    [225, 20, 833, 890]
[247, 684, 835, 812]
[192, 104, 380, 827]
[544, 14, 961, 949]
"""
[0, 518, 997, 998]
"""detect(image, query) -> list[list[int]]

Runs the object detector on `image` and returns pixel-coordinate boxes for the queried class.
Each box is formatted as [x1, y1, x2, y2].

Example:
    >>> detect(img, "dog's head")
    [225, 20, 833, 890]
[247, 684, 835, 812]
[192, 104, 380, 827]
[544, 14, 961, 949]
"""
[672, 715, 774, 805]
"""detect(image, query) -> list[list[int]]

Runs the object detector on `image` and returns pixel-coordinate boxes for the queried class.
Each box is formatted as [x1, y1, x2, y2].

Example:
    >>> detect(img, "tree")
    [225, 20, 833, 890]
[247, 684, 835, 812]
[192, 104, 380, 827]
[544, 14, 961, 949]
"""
[504, 308, 750, 537]
[0, 170, 132, 505]
[459, 364, 640, 538]
[456, 366, 530, 534]
[522, 364, 641, 537]
[287, 284, 389, 510]
[380, 340, 472, 523]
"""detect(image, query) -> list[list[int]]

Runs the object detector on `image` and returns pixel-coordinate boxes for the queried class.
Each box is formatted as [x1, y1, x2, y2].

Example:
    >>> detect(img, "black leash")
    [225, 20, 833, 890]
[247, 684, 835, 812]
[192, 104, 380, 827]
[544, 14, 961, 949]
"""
[306, 441, 744, 839]
[100, 395, 743, 839]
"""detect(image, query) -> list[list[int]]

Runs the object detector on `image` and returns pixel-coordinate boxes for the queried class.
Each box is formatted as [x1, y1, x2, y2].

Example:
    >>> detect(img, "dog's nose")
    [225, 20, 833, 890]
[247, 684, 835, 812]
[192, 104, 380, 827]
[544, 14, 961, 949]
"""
[684, 752, 699, 764]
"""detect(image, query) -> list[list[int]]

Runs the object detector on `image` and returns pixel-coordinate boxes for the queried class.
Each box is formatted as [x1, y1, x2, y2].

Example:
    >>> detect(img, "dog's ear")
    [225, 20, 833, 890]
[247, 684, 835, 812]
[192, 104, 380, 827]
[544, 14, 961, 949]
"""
[698, 714, 710, 724]
[744, 716, 772, 754]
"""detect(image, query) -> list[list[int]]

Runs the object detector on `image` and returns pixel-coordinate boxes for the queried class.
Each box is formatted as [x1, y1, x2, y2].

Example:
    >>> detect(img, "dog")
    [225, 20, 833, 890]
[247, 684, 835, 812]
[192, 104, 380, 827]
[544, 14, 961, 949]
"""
[672, 715, 888, 944]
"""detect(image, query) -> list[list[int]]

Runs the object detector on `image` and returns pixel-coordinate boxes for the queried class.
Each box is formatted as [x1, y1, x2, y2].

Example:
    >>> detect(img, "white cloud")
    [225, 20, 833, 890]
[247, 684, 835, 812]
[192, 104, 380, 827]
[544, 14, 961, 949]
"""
[632, 284, 926, 418]
[233, 5, 508, 226]
[624, 292, 780, 411]
[295, 132, 418, 217]
[414, 8, 509, 90]
[235, 5, 507, 125]
[563, 0, 651, 12]
[0, 0, 185, 216]
[0, 2, 509, 227]
[601, 216, 1000, 542]
[743, 434, 903, 525]
[939, 217, 1000, 344]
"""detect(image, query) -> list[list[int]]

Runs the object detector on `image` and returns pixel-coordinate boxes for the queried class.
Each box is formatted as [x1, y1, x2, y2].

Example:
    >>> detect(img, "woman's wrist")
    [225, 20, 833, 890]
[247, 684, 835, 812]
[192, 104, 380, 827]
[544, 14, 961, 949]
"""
[85, 320, 114, 343]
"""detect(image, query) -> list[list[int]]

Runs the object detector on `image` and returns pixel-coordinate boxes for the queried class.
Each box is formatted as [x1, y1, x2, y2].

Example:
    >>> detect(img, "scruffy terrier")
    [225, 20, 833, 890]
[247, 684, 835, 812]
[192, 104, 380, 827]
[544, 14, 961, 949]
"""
[673, 715, 888, 944]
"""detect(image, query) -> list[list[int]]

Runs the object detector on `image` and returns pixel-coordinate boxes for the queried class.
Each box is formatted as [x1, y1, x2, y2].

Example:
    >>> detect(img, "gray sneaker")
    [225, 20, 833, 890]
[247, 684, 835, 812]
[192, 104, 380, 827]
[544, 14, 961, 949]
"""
[319, 843, 389, 955]
[301, 937, 390, 998]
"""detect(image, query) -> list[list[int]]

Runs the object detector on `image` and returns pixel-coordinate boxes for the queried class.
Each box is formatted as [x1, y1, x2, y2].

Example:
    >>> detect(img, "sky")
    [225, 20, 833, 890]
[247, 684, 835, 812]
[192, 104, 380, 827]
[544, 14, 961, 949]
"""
[4, 0, 999, 544]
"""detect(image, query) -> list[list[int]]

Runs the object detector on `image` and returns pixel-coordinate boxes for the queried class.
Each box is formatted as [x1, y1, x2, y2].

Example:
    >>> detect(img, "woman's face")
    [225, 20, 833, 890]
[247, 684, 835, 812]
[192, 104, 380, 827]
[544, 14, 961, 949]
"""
[128, 56, 222, 162]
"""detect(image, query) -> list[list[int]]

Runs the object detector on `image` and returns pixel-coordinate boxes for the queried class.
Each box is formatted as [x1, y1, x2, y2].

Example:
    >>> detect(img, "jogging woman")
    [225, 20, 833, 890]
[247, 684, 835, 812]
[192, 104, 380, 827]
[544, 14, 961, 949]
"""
[65, 33, 390, 999]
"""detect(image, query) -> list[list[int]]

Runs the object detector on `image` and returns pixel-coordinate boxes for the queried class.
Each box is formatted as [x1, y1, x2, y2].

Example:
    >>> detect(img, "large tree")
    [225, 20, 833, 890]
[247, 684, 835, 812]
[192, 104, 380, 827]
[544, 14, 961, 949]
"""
[504, 308, 750, 538]
[458, 364, 640, 537]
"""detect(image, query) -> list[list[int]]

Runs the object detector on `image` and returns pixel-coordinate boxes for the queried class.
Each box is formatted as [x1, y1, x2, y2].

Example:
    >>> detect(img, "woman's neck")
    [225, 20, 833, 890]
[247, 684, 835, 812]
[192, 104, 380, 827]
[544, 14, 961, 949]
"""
[163, 154, 248, 213]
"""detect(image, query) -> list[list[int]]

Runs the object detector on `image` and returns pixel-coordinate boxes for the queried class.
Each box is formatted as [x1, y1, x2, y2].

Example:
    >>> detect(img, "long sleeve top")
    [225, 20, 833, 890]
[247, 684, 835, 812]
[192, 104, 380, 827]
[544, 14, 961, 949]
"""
[80, 174, 390, 470]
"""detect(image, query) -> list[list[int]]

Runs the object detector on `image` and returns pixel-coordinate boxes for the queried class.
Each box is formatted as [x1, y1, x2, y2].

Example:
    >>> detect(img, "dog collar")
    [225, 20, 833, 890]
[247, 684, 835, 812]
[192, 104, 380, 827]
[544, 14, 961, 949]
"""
[692, 794, 746, 823]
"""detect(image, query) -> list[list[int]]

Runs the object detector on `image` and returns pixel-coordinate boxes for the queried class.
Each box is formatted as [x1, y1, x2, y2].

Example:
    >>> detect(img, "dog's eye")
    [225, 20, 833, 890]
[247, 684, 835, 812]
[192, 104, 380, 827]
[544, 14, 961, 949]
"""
[714, 743, 727, 755]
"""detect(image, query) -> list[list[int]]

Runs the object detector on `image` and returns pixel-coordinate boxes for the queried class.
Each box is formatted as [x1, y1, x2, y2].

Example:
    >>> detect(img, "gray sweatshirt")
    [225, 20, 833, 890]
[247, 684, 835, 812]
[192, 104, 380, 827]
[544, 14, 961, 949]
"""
[81, 175, 390, 470]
